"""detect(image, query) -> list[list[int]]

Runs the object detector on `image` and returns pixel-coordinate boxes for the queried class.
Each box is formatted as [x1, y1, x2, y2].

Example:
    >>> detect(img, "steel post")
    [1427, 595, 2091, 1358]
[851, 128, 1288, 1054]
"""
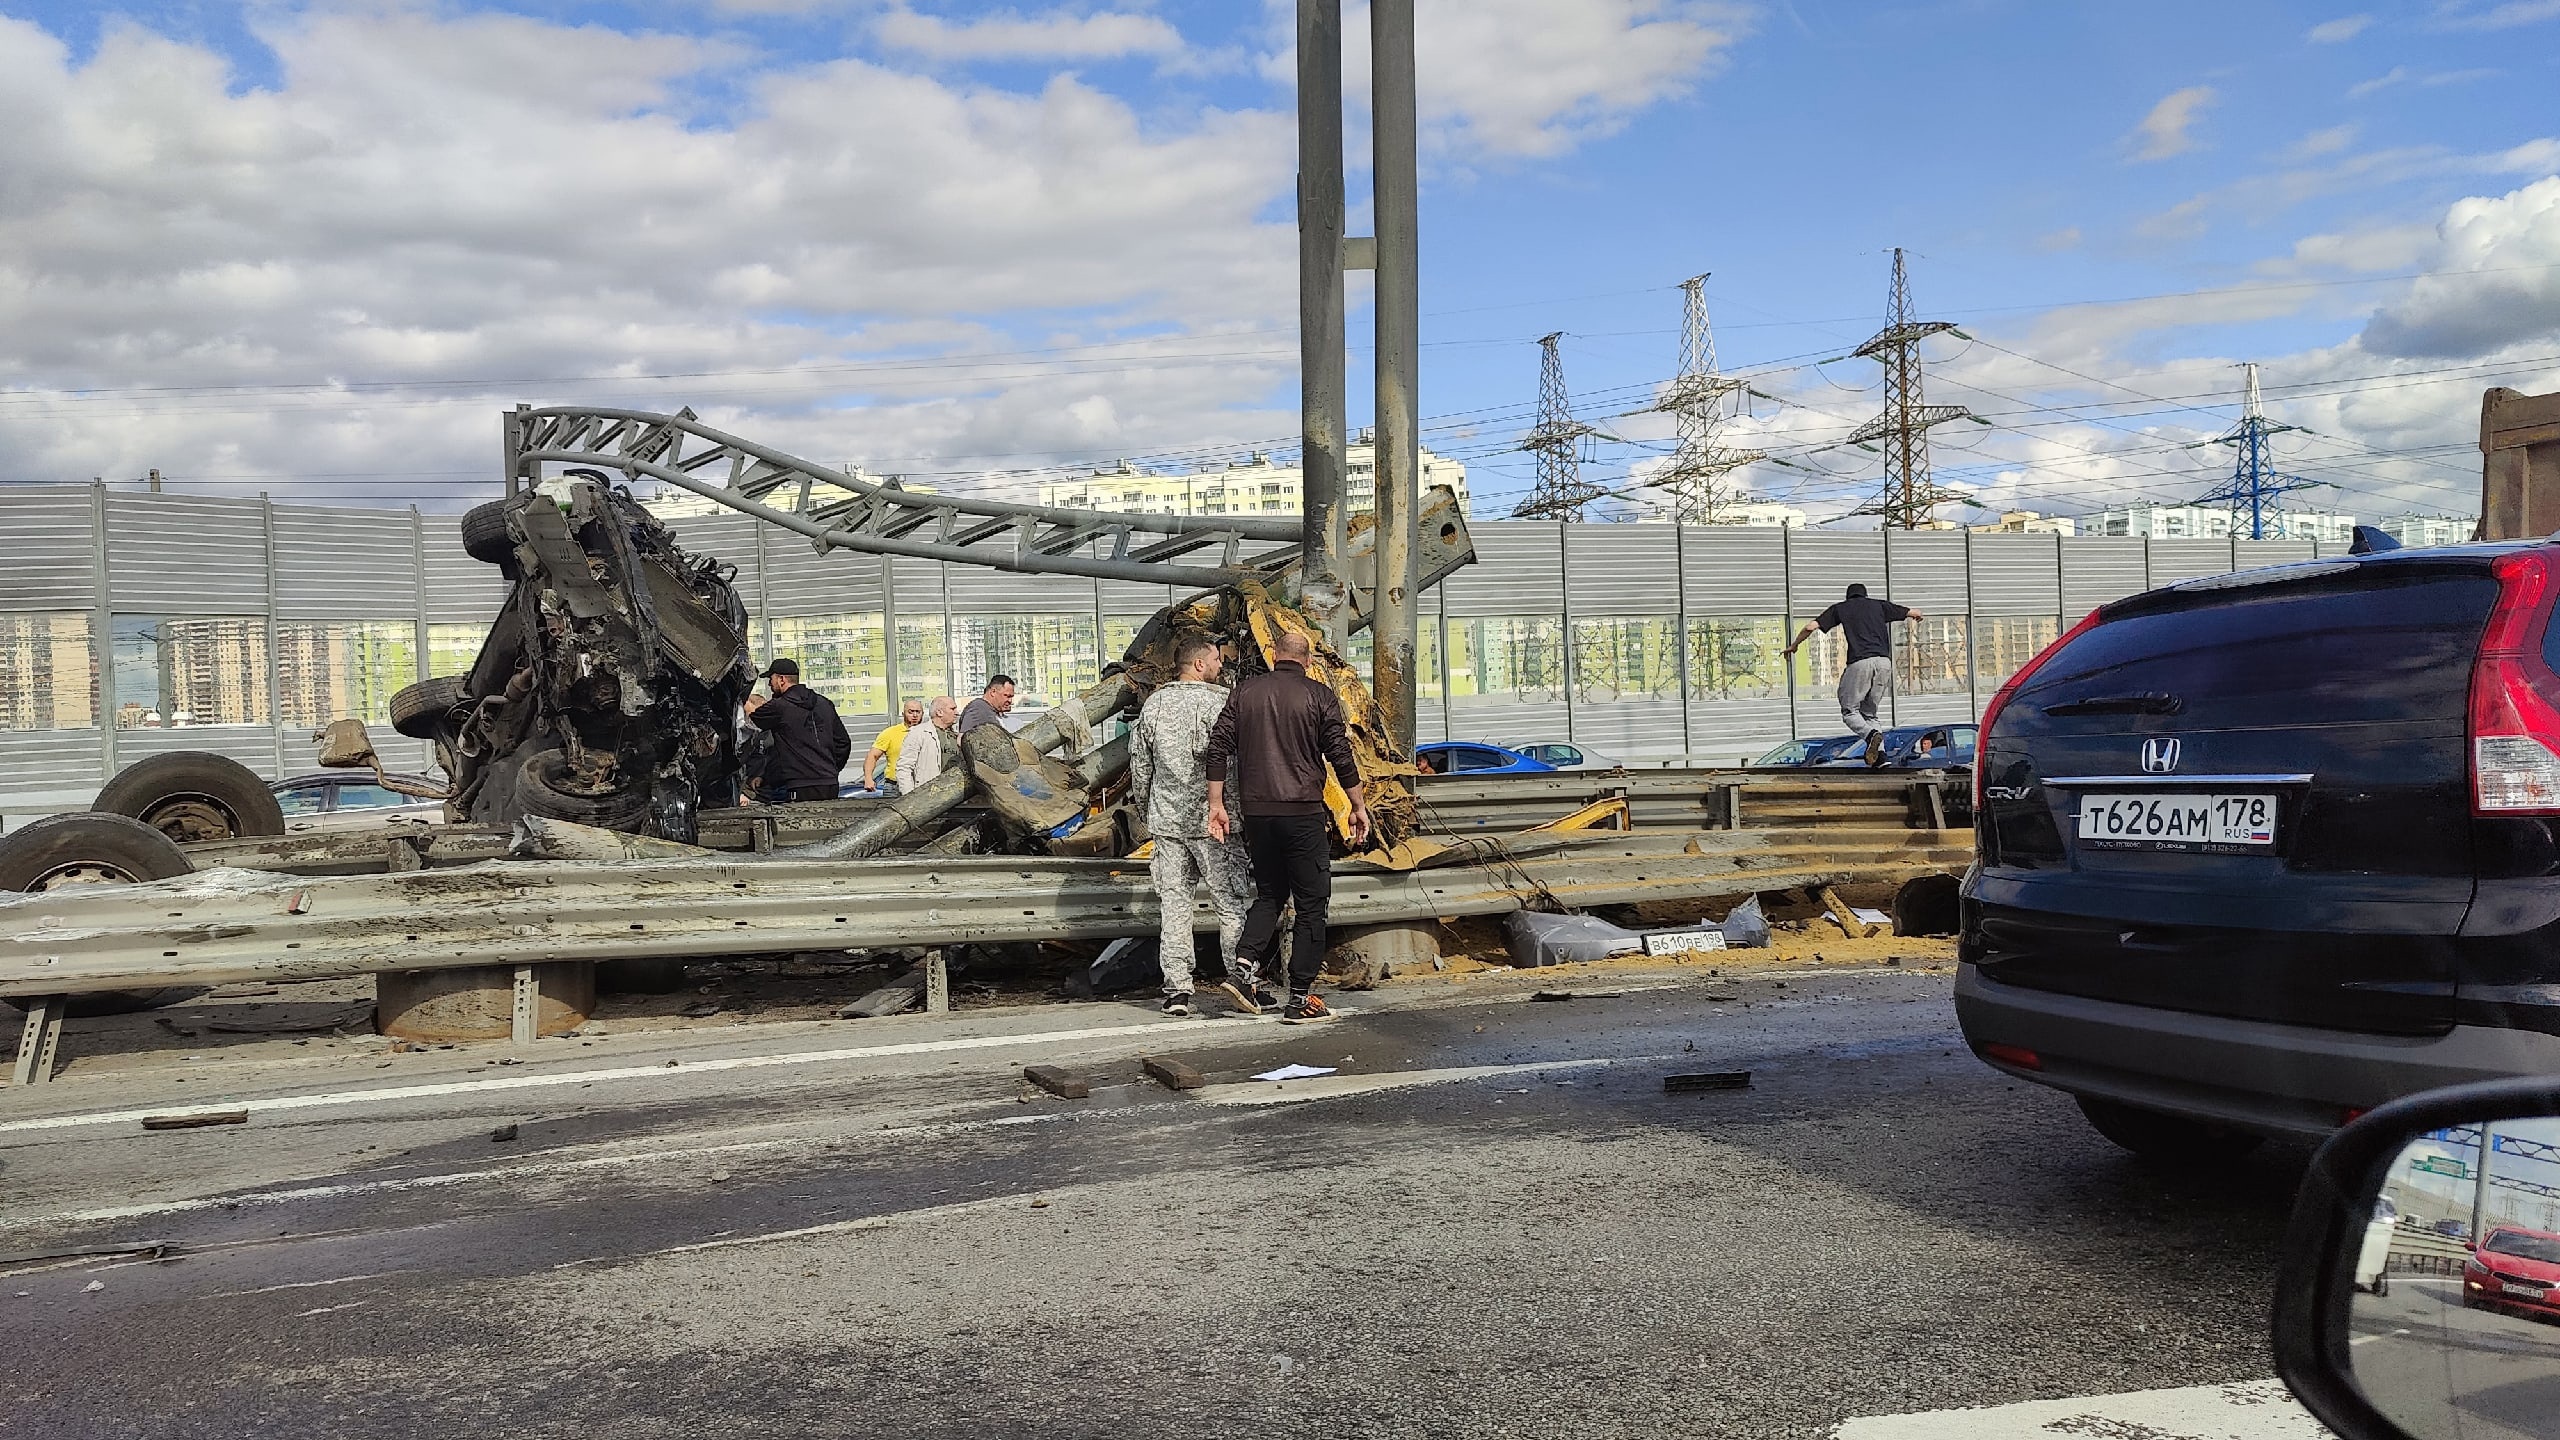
[1370, 0, 1421, 753]
[1297, 0, 1350, 643]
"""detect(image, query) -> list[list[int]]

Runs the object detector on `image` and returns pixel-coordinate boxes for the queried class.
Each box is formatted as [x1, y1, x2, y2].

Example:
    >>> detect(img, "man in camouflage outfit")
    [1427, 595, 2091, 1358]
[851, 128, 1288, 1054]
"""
[1130, 634, 1254, 1017]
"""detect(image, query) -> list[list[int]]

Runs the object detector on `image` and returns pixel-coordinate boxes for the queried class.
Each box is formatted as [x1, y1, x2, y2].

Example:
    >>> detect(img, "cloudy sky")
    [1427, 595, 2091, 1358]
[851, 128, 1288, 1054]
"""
[0, 0, 2554, 525]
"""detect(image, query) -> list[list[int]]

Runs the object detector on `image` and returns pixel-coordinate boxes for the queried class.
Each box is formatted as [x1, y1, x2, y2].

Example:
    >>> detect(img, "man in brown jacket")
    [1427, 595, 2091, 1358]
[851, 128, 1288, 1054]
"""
[1204, 630, 1372, 1022]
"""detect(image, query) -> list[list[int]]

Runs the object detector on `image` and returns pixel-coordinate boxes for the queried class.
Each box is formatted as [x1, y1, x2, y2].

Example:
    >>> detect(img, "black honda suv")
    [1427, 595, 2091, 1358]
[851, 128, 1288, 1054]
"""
[1959, 542, 2560, 1159]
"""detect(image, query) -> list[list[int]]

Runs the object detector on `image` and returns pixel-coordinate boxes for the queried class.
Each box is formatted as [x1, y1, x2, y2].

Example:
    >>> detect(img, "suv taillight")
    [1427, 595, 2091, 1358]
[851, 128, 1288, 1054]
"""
[1975, 607, 2105, 814]
[2472, 549, 2560, 815]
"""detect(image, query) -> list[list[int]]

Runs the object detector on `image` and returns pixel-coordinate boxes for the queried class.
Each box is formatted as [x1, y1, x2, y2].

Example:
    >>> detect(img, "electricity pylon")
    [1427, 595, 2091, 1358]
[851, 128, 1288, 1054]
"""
[1846, 248, 1973, 528]
[1513, 332, 1606, 520]
[2192, 362, 2324, 540]
[1648, 274, 1763, 523]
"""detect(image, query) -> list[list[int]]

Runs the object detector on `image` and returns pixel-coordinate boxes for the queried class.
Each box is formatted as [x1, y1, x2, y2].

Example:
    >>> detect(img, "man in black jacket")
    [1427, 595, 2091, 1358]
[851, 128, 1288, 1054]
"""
[1204, 630, 1372, 1023]
[744, 658, 852, 802]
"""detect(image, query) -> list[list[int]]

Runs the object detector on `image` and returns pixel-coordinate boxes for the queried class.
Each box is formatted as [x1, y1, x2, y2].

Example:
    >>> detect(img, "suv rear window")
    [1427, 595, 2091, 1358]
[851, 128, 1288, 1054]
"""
[2009, 564, 2499, 731]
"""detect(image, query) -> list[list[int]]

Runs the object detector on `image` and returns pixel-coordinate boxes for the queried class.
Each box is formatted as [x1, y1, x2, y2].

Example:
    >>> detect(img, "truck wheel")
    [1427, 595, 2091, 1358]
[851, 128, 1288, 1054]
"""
[388, 674, 469, 741]
[92, 751, 285, 843]
[517, 750, 651, 831]
[2075, 1096, 2263, 1164]
[460, 499, 518, 567]
[0, 813, 195, 1015]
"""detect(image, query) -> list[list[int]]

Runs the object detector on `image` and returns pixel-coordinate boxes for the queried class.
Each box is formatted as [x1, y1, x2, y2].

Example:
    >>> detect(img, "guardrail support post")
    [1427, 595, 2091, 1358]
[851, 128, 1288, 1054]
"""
[924, 949, 950, 1014]
[12, 996, 65, 1085]
[511, 966, 539, 1047]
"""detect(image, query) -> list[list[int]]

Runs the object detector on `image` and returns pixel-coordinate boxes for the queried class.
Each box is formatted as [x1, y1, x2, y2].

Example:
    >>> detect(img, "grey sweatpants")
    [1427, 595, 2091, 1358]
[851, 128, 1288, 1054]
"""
[1837, 655, 1895, 737]
[1152, 835, 1251, 996]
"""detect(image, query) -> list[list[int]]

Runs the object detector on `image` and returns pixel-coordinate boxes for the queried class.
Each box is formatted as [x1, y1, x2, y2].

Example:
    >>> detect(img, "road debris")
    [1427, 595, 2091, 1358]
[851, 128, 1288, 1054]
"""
[140, 1111, 248, 1131]
[1251, 1064, 1337, 1082]
[1663, 1071, 1753, 1092]
[1021, 1064, 1091, 1099]
[1141, 1055, 1206, 1091]
[489, 1124, 519, 1142]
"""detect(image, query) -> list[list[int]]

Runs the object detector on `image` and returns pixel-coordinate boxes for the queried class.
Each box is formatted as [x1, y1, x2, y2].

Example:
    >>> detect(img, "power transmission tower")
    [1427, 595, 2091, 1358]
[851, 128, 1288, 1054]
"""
[1846, 248, 1974, 528]
[1649, 274, 1763, 523]
[1513, 332, 1607, 520]
[2191, 362, 2324, 540]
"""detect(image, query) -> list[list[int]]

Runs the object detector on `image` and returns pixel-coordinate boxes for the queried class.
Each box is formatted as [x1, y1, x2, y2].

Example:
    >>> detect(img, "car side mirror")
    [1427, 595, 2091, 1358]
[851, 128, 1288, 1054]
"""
[2274, 1077, 2560, 1439]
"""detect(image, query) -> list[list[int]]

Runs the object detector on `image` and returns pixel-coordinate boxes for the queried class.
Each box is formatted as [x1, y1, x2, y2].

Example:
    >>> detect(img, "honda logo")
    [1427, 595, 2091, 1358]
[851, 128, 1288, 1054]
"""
[2139, 738, 2181, 774]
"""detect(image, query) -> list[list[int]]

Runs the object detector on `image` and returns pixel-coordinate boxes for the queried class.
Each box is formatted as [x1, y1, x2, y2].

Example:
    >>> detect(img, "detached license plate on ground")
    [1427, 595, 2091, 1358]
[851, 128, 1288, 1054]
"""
[2076, 792, 2277, 850]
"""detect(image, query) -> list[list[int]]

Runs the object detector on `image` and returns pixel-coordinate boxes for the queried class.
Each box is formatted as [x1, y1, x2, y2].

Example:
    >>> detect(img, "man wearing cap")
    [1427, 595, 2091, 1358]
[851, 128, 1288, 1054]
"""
[744, 658, 852, 802]
[1781, 583, 1926, 768]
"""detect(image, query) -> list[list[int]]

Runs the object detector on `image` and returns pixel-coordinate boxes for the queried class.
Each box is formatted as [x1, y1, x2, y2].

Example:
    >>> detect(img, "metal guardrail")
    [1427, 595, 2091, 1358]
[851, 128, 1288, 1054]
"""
[173, 768, 1971, 877]
[1, 828, 1967, 1000]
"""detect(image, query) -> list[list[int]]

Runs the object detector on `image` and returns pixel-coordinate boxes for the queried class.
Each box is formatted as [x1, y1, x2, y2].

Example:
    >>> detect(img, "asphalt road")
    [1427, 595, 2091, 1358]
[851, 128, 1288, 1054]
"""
[0, 965, 2322, 1438]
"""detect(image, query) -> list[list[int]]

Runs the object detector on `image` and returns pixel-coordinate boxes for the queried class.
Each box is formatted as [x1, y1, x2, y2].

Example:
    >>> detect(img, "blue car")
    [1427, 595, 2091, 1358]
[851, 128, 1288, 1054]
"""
[1813, 724, 1980, 770]
[1750, 736, 1862, 768]
[1416, 741, 1556, 775]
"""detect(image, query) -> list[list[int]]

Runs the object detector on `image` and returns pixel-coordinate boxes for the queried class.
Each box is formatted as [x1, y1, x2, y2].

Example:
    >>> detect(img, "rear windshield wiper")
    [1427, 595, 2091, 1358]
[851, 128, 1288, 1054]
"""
[2040, 691, 2183, 717]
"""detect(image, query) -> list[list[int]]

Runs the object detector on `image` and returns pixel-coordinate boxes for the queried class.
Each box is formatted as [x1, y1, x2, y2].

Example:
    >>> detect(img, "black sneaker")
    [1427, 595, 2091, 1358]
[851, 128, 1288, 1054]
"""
[1280, 994, 1334, 1024]
[1211, 980, 1259, 1015]
[1253, 987, 1282, 1011]
[1864, 731, 1886, 767]
[1161, 993, 1193, 1017]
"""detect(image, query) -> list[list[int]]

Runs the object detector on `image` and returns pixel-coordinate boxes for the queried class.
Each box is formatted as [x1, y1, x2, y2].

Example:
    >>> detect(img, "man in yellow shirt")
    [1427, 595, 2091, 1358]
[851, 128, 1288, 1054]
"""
[861, 699, 926, 794]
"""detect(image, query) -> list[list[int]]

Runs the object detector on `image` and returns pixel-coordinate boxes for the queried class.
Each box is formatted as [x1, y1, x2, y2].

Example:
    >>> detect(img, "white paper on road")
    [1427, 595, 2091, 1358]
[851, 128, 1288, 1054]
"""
[1834, 1378, 2333, 1438]
[1251, 1064, 1337, 1082]
[1851, 906, 1891, 927]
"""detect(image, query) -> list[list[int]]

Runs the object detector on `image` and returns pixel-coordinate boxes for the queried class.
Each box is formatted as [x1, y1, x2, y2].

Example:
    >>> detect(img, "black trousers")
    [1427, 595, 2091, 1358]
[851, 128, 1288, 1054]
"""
[1238, 812, 1332, 993]
[778, 784, 836, 803]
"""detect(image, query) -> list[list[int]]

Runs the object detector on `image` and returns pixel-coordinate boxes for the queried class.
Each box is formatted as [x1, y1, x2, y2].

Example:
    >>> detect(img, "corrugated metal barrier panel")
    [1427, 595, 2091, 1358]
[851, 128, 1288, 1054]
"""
[1786, 532, 1886, 617]
[2235, 539, 2317, 568]
[945, 564, 1097, 615]
[115, 726, 279, 777]
[272, 506, 420, 620]
[1563, 526, 1678, 615]
[756, 530, 884, 616]
[2147, 538, 2239, 585]
[1884, 530, 1969, 612]
[1569, 699, 1685, 756]
[1444, 524, 1563, 616]
[890, 554, 944, 613]
[1440, 697, 1568, 744]
[1691, 697, 1793, 761]
[0, 487, 97, 611]
[1679, 526, 1788, 615]
[105, 496, 269, 614]
[422, 525, 507, 624]
[2060, 537, 2150, 618]
[0, 730, 106, 791]
[1968, 533, 2062, 616]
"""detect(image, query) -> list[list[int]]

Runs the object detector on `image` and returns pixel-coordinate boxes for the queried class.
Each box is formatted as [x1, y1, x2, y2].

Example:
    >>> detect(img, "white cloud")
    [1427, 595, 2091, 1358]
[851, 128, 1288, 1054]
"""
[1279, 0, 1749, 161]
[2290, 123, 2359, 159]
[2036, 226, 2082, 252]
[2435, 0, 2560, 30]
[0, 9, 1307, 499]
[2307, 14, 2374, 42]
[2127, 85, 2215, 163]
[2363, 175, 2560, 356]
[874, 8, 1187, 62]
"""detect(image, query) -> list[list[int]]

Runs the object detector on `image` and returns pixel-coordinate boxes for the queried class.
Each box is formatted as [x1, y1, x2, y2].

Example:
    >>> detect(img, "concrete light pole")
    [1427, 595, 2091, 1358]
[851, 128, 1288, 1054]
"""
[1297, 0, 1349, 642]
[1369, 0, 1420, 754]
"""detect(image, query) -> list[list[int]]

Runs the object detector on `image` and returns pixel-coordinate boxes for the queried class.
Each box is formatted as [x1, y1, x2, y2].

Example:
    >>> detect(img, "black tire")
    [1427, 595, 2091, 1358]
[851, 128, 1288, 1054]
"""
[2075, 1095, 2264, 1164]
[461, 499, 518, 567]
[389, 674, 469, 741]
[517, 750, 652, 831]
[93, 751, 285, 843]
[0, 813, 195, 1015]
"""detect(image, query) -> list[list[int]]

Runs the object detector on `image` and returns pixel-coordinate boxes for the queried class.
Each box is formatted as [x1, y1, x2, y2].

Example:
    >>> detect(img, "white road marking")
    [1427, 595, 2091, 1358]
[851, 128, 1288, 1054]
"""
[0, 1014, 1279, 1137]
[1834, 1379, 2331, 1438]
[1190, 1056, 1624, 1105]
[296, 1301, 366, 1318]
[208, 1271, 407, 1300]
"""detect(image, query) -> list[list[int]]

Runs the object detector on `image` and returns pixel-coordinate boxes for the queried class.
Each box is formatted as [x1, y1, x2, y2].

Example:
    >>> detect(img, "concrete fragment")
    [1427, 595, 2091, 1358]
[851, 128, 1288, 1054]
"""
[1021, 1064, 1091, 1099]
[1141, 1055, 1205, 1091]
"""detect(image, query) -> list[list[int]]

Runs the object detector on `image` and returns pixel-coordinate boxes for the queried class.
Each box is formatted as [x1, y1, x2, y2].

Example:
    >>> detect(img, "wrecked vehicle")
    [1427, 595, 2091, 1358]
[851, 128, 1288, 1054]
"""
[386, 469, 755, 842]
